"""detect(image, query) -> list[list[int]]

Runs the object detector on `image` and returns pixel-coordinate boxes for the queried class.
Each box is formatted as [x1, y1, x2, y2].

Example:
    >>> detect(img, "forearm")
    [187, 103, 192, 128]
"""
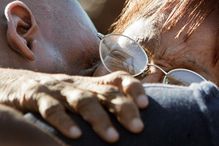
[0, 68, 54, 111]
[0, 68, 148, 142]
[0, 68, 37, 110]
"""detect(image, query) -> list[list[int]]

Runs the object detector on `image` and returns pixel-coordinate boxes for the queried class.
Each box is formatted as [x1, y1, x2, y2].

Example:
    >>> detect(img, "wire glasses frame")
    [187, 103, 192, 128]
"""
[97, 33, 206, 86]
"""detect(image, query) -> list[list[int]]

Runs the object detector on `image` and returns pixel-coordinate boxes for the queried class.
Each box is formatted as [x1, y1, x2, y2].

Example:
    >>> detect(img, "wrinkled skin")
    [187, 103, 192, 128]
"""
[1, 0, 218, 144]
[95, 4, 219, 86]
[0, 0, 148, 143]
[123, 7, 219, 85]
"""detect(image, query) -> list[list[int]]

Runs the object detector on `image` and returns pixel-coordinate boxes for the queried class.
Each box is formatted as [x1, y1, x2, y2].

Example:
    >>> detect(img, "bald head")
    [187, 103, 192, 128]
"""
[0, 0, 99, 75]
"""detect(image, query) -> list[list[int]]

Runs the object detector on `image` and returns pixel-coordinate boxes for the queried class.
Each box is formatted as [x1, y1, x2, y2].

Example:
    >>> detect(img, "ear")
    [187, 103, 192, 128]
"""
[4, 1, 38, 60]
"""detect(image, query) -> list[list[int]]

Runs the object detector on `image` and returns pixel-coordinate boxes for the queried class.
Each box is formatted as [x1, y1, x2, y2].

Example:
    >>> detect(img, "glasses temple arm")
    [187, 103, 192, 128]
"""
[147, 64, 188, 85]
[97, 32, 105, 40]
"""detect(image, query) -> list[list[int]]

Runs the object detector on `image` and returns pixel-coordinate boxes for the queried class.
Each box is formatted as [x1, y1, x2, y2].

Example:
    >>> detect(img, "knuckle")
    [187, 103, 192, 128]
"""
[25, 81, 58, 99]
[109, 71, 140, 85]
[122, 80, 144, 95]
[123, 80, 141, 90]
[39, 99, 63, 118]
[122, 79, 135, 87]
[21, 80, 42, 97]
[101, 86, 121, 97]
[110, 71, 131, 81]
[71, 93, 98, 112]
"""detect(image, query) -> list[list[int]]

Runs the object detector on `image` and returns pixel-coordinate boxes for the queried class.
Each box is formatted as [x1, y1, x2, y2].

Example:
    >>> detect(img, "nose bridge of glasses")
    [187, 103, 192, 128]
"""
[98, 34, 177, 81]
[147, 63, 168, 75]
[98, 34, 207, 86]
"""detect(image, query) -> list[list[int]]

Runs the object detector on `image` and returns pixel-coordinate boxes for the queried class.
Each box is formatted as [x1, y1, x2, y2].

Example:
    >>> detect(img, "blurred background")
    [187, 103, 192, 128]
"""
[78, 0, 126, 34]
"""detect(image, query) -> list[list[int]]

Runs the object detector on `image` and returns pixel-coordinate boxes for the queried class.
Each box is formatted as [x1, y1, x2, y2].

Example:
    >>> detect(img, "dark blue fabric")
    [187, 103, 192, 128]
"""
[25, 81, 219, 146]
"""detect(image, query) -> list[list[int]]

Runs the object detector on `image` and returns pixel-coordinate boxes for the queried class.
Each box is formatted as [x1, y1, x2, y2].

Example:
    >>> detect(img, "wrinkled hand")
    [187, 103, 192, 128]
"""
[0, 70, 148, 143]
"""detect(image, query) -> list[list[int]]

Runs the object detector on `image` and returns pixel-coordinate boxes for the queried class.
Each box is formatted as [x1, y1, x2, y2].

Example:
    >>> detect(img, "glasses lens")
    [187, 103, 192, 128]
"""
[163, 69, 206, 86]
[99, 34, 148, 76]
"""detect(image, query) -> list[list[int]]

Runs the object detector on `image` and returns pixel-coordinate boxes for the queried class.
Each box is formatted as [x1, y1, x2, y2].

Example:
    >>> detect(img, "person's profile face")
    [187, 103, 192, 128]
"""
[21, 0, 100, 75]
[121, 7, 219, 86]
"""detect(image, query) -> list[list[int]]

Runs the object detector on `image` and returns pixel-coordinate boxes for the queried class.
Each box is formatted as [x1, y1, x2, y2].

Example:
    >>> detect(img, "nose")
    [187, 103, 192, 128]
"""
[141, 67, 164, 83]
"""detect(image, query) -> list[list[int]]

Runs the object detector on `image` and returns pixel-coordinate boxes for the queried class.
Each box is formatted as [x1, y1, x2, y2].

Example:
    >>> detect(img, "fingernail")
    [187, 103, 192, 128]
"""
[69, 127, 82, 138]
[130, 118, 144, 133]
[137, 95, 149, 108]
[106, 127, 119, 142]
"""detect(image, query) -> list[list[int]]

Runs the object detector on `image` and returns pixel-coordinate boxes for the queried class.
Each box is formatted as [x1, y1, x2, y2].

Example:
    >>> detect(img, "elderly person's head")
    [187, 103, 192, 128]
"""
[110, 0, 219, 86]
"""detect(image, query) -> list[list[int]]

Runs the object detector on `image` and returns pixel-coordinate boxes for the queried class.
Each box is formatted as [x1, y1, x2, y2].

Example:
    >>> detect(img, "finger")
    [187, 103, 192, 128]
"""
[109, 94, 144, 133]
[62, 88, 119, 143]
[76, 84, 144, 133]
[121, 76, 149, 108]
[37, 95, 82, 139]
[100, 71, 149, 108]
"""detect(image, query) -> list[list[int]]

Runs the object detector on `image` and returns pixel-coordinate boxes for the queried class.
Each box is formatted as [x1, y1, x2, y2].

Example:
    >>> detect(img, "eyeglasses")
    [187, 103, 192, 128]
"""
[97, 33, 207, 86]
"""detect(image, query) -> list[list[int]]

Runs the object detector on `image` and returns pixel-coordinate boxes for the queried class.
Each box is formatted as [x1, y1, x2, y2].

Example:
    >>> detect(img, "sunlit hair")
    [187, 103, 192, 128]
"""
[112, 0, 219, 38]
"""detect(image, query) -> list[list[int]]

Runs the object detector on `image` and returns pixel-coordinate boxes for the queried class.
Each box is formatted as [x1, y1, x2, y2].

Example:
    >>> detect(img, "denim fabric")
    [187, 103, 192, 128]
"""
[25, 81, 219, 146]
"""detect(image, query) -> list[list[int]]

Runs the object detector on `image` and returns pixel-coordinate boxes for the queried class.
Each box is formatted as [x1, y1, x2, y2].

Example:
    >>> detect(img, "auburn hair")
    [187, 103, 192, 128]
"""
[112, 0, 219, 37]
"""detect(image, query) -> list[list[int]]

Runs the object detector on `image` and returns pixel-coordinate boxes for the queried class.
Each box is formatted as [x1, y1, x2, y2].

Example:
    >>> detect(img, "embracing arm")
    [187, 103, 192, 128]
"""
[0, 68, 148, 143]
